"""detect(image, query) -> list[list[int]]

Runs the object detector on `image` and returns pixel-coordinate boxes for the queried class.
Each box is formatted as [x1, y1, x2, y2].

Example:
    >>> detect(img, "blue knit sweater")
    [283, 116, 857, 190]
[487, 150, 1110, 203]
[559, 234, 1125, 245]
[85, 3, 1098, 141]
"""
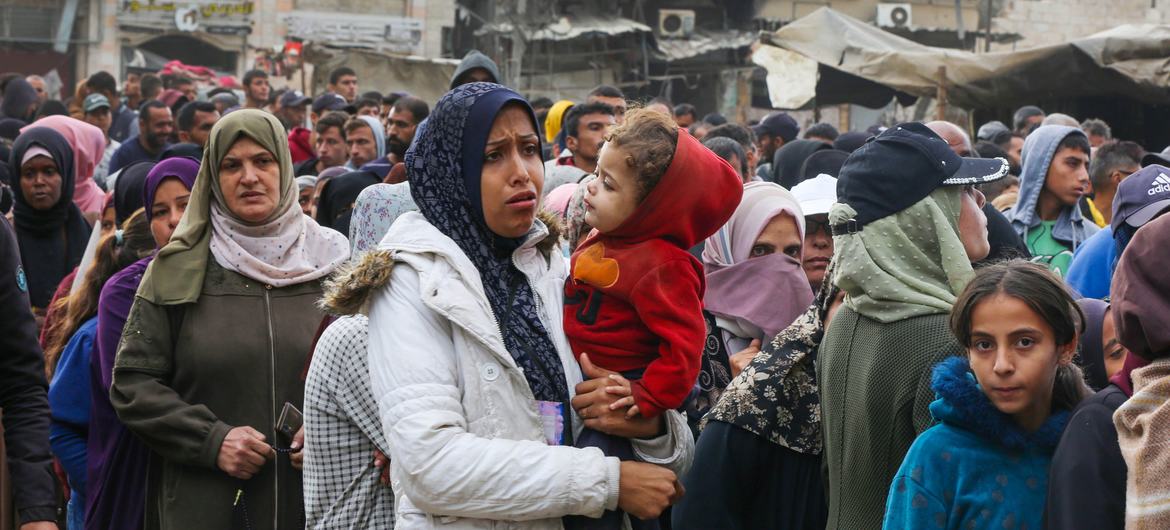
[882, 357, 1070, 530]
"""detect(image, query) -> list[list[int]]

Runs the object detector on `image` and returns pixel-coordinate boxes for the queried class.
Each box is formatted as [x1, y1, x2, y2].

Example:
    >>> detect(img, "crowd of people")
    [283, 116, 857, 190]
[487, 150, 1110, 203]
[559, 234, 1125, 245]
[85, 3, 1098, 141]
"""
[2, 48, 1170, 530]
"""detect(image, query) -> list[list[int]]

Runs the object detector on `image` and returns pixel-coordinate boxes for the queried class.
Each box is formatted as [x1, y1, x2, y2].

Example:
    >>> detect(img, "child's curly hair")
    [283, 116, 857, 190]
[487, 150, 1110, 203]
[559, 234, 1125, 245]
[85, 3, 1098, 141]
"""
[605, 107, 678, 202]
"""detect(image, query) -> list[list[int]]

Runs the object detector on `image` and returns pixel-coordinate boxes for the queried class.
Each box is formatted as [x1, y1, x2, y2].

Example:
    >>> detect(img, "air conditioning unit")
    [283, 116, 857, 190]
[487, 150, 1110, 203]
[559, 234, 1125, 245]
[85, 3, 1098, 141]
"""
[877, 3, 913, 29]
[658, 9, 695, 38]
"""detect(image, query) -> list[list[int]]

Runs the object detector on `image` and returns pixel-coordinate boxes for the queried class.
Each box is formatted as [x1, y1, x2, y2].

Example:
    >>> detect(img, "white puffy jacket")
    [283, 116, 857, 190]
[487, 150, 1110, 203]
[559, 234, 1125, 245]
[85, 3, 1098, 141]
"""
[367, 212, 693, 530]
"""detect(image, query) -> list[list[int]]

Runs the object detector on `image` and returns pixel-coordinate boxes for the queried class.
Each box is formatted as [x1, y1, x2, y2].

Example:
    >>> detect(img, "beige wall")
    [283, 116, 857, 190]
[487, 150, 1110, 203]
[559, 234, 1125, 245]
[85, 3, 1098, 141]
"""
[759, 0, 982, 31]
[991, 0, 1170, 50]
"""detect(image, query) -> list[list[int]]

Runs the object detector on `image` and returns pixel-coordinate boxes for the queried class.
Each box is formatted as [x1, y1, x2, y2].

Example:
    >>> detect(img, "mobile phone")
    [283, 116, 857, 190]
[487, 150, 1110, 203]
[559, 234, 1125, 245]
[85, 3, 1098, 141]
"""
[275, 402, 303, 442]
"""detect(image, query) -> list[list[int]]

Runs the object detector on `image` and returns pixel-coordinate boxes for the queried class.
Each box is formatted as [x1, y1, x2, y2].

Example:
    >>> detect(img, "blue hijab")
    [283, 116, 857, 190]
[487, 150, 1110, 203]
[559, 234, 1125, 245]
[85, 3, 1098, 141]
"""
[406, 82, 568, 404]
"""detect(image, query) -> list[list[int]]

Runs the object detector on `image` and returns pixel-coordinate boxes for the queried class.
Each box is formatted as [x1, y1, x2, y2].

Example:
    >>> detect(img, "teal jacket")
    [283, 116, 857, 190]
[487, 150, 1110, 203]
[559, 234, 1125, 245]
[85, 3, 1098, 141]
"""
[883, 357, 1070, 530]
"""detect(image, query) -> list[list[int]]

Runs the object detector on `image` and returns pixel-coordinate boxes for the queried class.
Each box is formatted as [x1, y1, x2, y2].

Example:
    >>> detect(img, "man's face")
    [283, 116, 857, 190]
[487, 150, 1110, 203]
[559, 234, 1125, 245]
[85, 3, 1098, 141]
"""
[27, 77, 47, 103]
[333, 75, 358, 102]
[141, 107, 174, 151]
[248, 77, 270, 104]
[386, 107, 418, 158]
[459, 68, 494, 86]
[567, 112, 616, 171]
[124, 74, 141, 98]
[1088, 134, 1109, 148]
[589, 96, 626, 124]
[756, 133, 779, 161]
[84, 108, 112, 138]
[675, 113, 695, 129]
[1043, 146, 1090, 207]
[1008, 136, 1024, 167]
[177, 82, 197, 102]
[315, 126, 348, 168]
[283, 104, 308, 129]
[358, 104, 380, 118]
[181, 109, 220, 148]
[347, 125, 377, 167]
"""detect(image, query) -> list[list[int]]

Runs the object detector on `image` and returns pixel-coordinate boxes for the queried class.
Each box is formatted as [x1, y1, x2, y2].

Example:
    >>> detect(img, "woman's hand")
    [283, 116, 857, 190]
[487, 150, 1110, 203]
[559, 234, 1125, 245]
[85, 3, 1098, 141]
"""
[571, 354, 664, 439]
[217, 426, 275, 480]
[372, 449, 390, 485]
[290, 426, 305, 470]
[617, 461, 684, 520]
[729, 339, 762, 379]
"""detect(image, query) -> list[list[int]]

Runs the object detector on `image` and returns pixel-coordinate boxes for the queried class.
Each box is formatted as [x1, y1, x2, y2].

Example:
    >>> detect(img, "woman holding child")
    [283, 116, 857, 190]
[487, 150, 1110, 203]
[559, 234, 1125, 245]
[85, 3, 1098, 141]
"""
[364, 83, 695, 529]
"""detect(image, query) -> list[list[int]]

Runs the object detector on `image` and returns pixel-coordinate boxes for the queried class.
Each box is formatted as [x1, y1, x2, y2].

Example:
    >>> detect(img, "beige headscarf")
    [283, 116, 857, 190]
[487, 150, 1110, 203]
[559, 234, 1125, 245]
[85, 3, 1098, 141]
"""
[137, 109, 349, 305]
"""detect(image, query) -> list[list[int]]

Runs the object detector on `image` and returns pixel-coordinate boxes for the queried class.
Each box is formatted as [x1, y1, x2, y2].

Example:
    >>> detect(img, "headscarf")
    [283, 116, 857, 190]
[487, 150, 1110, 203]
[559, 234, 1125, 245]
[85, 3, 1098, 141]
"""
[22, 115, 107, 214]
[829, 186, 975, 323]
[348, 182, 417, 254]
[295, 175, 317, 191]
[1075, 298, 1111, 391]
[315, 170, 380, 234]
[137, 109, 348, 305]
[544, 100, 574, 143]
[113, 161, 154, 224]
[702, 182, 813, 340]
[772, 139, 831, 188]
[2, 78, 38, 122]
[543, 183, 577, 218]
[1111, 213, 1170, 362]
[9, 126, 90, 307]
[406, 82, 567, 404]
[142, 157, 199, 222]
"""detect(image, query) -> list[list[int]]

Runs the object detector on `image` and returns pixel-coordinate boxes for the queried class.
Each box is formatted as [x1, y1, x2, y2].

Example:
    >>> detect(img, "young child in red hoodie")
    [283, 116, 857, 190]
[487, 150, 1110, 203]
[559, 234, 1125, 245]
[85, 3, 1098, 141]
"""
[563, 108, 742, 529]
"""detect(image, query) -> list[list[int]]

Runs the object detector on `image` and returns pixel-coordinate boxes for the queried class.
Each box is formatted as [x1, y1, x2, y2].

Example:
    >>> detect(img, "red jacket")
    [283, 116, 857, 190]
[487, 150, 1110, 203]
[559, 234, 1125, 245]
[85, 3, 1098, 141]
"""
[564, 130, 742, 417]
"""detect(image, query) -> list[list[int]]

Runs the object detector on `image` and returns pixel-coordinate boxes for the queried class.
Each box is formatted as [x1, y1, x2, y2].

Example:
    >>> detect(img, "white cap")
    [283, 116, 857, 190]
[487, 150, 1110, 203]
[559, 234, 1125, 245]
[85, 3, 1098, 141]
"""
[791, 174, 837, 216]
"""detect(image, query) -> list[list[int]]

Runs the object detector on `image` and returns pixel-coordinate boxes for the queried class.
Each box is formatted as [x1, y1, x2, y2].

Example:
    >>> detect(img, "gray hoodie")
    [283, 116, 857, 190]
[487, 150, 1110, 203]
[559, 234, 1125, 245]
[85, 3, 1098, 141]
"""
[1006, 125, 1098, 250]
[450, 50, 502, 88]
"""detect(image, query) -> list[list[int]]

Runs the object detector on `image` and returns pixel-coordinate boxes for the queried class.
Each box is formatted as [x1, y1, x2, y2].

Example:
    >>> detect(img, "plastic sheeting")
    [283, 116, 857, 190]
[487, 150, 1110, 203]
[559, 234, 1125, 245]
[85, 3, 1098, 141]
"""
[755, 7, 1170, 110]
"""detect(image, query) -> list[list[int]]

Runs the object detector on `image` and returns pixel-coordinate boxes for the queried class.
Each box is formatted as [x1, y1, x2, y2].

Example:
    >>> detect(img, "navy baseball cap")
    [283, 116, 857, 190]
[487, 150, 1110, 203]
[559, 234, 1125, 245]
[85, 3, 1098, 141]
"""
[280, 90, 312, 108]
[833, 122, 1009, 233]
[752, 113, 800, 143]
[1111, 164, 1170, 231]
[312, 93, 347, 114]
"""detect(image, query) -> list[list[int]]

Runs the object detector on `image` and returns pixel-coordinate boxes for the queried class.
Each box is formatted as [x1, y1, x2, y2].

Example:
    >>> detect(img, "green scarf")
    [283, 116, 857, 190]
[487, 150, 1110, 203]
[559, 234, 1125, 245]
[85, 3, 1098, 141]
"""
[137, 109, 297, 305]
[829, 186, 974, 323]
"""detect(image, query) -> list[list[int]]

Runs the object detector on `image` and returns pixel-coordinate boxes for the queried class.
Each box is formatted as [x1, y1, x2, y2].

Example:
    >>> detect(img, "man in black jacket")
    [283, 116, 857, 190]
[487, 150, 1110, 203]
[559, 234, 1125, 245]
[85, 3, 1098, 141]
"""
[0, 215, 57, 529]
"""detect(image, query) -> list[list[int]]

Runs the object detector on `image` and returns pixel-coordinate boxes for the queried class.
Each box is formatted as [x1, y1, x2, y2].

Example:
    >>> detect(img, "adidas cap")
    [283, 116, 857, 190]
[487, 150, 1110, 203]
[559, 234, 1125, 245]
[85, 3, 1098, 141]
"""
[1112, 164, 1170, 231]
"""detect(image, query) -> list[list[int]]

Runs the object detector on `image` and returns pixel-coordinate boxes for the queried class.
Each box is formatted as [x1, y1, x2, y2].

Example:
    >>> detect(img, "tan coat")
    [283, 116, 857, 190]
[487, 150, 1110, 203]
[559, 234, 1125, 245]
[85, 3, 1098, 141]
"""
[112, 260, 323, 530]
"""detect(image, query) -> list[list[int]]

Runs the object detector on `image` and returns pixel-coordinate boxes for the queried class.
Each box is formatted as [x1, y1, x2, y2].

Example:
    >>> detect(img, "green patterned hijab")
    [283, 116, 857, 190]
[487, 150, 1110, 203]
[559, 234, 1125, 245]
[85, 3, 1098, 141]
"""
[828, 186, 974, 323]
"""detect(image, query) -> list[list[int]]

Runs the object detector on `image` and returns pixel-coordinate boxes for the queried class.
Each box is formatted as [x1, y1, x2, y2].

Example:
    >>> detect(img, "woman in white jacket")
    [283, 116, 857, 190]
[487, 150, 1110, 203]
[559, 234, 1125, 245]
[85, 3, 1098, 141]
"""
[365, 83, 693, 529]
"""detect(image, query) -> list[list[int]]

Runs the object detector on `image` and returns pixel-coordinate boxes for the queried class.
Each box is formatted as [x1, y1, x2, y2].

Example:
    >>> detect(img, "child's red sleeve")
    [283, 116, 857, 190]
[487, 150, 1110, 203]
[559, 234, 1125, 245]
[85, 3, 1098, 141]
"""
[626, 258, 706, 418]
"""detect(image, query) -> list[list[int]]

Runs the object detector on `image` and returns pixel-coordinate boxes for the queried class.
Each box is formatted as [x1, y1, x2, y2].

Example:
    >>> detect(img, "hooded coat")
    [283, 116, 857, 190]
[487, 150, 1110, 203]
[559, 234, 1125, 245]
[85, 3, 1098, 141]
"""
[1006, 125, 1098, 268]
[2, 78, 39, 122]
[564, 130, 743, 417]
[449, 50, 502, 88]
[883, 357, 1069, 530]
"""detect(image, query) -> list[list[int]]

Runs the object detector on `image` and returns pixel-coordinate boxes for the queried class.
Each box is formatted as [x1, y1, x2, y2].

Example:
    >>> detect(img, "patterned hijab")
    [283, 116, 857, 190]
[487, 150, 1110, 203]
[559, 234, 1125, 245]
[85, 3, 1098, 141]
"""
[829, 186, 975, 323]
[138, 109, 349, 305]
[406, 82, 568, 404]
[348, 182, 416, 254]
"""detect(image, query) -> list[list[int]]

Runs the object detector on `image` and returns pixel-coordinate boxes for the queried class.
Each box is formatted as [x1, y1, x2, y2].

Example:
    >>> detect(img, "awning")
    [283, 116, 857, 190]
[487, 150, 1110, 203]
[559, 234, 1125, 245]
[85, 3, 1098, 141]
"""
[475, 15, 650, 41]
[753, 7, 1170, 110]
[654, 30, 756, 61]
[303, 46, 459, 105]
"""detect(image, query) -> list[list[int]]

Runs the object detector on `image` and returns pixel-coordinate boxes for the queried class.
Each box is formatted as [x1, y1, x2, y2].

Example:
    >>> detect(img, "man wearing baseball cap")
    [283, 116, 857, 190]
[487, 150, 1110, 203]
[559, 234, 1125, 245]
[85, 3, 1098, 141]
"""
[752, 112, 799, 181]
[276, 90, 312, 131]
[1066, 164, 1170, 299]
[817, 122, 1008, 530]
[310, 93, 348, 129]
[81, 93, 120, 186]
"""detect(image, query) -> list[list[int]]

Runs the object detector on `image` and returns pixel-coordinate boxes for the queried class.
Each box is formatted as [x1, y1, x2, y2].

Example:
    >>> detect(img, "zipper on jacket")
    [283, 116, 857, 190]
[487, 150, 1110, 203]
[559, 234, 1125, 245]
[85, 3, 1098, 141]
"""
[263, 285, 278, 530]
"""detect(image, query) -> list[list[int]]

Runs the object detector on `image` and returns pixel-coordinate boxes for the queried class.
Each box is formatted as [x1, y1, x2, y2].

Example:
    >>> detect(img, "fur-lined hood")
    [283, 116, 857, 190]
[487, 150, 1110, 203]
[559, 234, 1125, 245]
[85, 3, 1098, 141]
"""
[320, 209, 564, 316]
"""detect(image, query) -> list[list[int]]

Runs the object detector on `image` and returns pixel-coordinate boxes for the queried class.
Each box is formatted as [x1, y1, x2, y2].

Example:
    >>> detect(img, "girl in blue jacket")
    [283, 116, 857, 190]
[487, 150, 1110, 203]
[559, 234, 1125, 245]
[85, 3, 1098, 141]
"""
[883, 260, 1091, 530]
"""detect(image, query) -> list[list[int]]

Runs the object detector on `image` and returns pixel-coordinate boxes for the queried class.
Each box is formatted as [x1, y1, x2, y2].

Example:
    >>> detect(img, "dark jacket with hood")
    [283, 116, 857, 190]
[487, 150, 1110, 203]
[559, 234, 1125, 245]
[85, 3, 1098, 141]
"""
[450, 50, 502, 88]
[1006, 125, 1098, 254]
[883, 357, 1070, 530]
[1, 78, 39, 123]
[564, 130, 742, 417]
[0, 214, 57, 525]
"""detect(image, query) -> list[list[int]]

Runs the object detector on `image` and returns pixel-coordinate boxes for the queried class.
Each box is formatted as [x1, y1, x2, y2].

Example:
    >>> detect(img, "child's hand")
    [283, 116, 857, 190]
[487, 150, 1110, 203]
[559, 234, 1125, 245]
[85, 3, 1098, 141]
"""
[603, 373, 642, 418]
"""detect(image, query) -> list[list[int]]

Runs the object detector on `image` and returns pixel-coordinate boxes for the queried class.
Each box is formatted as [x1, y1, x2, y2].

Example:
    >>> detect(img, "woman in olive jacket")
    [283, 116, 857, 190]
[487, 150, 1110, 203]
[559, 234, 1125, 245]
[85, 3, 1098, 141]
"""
[111, 110, 349, 530]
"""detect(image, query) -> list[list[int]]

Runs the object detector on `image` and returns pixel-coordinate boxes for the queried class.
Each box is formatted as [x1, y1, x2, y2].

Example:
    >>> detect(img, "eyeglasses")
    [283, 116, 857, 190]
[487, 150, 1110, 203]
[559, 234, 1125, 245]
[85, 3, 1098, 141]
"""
[806, 217, 830, 236]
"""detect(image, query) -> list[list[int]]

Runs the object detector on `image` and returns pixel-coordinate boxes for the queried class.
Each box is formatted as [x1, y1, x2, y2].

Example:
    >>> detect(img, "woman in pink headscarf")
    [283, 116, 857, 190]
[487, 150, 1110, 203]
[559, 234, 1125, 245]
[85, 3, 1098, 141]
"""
[690, 181, 814, 418]
[22, 115, 108, 220]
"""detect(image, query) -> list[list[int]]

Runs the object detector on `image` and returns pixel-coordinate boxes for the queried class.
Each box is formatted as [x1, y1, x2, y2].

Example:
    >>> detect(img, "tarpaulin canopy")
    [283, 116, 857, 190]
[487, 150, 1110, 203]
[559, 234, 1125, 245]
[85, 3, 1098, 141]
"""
[304, 46, 459, 105]
[753, 7, 1170, 110]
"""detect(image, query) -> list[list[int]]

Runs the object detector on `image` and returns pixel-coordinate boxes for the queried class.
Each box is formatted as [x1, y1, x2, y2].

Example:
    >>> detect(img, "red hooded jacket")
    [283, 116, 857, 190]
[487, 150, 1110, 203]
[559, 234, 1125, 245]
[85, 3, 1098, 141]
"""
[564, 130, 743, 417]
